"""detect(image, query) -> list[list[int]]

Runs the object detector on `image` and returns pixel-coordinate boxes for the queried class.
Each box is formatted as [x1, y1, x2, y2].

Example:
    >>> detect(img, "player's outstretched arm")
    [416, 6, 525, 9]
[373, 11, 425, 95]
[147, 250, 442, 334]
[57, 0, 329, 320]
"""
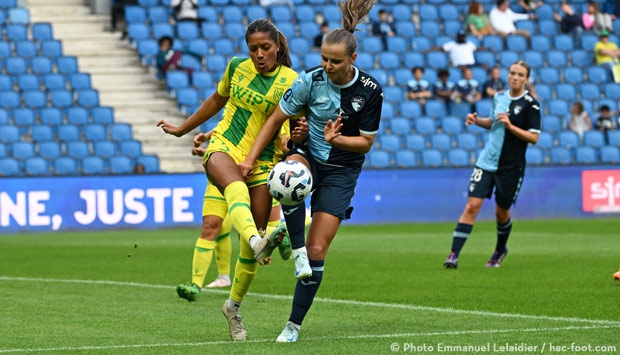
[156, 92, 228, 137]
[466, 112, 492, 130]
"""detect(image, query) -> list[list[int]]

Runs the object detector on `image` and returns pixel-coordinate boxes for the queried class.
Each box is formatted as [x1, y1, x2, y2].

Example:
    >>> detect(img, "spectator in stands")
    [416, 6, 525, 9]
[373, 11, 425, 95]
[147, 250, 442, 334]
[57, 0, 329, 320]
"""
[433, 69, 456, 105]
[490, 0, 536, 40]
[372, 9, 396, 50]
[483, 67, 507, 98]
[595, 104, 616, 143]
[133, 163, 146, 174]
[156, 36, 201, 79]
[314, 21, 329, 49]
[452, 67, 482, 111]
[407, 67, 432, 109]
[594, 30, 620, 73]
[171, 0, 199, 23]
[424, 29, 492, 70]
[569, 101, 593, 143]
[602, 0, 620, 18]
[553, 3, 583, 44]
[583, 1, 613, 35]
[517, 0, 543, 13]
[465, 2, 496, 39]
[110, 0, 137, 36]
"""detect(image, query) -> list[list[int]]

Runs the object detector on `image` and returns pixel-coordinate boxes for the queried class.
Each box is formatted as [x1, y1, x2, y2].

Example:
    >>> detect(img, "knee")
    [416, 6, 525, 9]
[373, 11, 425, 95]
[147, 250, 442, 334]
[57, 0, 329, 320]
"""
[495, 209, 510, 223]
[463, 202, 481, 216]
[200, 218, 221, 240]
[307, 243, 327, 260]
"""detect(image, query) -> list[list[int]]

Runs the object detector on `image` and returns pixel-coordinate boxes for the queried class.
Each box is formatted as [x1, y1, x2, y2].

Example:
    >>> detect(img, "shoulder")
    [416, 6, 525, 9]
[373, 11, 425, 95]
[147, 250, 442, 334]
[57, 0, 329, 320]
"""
[357, 69, 383, 92]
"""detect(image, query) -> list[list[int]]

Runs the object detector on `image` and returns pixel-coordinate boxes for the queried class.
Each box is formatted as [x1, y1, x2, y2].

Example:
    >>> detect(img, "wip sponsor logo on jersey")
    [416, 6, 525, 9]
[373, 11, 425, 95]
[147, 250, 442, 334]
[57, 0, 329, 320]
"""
[230, 83, 277, 113]
[582, 170, 620, 212]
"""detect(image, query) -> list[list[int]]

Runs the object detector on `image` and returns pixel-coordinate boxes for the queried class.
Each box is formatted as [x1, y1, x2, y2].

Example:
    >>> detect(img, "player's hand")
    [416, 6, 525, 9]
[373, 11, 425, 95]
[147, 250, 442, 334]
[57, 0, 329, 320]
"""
[156, 120, 183, 137]
[291, 117, 309, 144]
[465, 113, 478, 126]
[259, 256, 272, 266]
[192, 146, 206, 156]
[238, 160, 254, 179]
[324, 115, 343, 144]
[496, 112, 512, 129]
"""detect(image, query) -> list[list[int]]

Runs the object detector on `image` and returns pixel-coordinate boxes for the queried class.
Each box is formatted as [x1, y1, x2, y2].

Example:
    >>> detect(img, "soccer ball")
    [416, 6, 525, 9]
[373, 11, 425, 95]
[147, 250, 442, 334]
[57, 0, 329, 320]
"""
[268, 161, 313, 206]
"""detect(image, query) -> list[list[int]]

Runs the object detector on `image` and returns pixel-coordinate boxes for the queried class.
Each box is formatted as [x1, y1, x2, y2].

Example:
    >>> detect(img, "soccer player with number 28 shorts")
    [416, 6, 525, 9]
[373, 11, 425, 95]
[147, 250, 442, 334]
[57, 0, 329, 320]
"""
[240, 0, 383, 342]
[444, 60, 541, 269]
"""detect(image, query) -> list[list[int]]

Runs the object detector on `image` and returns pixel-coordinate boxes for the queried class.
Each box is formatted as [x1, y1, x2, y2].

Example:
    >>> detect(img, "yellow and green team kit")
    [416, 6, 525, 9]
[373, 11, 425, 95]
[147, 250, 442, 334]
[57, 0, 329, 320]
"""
[195, 57, 299, 301]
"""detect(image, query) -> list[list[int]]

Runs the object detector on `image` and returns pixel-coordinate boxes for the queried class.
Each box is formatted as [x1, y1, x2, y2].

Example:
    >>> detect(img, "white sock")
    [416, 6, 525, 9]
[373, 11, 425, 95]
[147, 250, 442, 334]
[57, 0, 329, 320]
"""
[249, 235, 260, 249]
[292, 246, 307, 255]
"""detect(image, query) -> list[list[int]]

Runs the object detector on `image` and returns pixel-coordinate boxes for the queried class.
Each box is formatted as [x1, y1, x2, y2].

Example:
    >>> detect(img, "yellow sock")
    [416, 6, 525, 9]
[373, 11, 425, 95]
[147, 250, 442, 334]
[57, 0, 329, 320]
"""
[224, 181, 259, 244]
[214, 215, 232, 277]
[229, 238, 258, 303]
[191, 238, 215, 287]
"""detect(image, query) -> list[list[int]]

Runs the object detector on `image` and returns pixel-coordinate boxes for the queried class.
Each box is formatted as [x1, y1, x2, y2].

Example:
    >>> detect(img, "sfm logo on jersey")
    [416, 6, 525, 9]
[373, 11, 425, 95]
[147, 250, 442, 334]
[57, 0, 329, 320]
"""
[582, 170, 620, 212]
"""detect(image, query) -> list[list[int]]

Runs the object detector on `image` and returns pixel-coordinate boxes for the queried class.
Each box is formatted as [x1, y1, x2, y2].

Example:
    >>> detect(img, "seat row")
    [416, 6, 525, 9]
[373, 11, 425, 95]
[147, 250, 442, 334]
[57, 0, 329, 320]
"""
[0, 154, 159, 176]
[0, 122, 133, 144]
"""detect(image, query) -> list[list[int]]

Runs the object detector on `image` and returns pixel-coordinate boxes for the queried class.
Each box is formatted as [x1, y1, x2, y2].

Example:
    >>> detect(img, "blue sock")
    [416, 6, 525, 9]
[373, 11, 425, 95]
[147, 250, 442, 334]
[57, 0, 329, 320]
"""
[282, 202, 306, 249]
[495, 218, 512, 253]
[289, 259, 324, 326]
[451, 223, 473, 257]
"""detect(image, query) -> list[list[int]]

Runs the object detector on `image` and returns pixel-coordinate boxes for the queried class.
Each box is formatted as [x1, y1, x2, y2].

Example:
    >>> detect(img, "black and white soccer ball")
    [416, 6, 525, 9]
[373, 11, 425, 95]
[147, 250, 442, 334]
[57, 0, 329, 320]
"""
[267, 161, 313, 206]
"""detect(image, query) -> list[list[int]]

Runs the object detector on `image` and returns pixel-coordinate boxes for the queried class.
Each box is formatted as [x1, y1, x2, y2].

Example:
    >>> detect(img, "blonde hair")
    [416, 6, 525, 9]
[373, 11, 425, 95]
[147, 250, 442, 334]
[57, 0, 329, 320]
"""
[323, 0, 376, 56]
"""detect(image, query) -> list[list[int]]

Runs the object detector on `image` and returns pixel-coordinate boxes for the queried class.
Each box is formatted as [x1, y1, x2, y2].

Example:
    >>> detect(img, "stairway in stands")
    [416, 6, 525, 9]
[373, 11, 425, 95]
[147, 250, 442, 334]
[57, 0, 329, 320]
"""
[27, 0, 204, 173]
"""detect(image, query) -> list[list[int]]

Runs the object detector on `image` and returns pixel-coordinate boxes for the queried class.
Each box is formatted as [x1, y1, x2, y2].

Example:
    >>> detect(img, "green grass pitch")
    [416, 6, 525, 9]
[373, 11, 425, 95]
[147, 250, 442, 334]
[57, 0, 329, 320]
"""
[1, 218, 619, 354]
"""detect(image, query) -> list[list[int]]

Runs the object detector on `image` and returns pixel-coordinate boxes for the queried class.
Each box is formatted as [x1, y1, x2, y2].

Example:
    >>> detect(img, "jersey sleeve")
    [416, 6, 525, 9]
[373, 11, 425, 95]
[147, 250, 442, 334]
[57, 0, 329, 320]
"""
[279, 72, 310, 117]
[527, 98, 542, 133]
[359, 87, 383, 135]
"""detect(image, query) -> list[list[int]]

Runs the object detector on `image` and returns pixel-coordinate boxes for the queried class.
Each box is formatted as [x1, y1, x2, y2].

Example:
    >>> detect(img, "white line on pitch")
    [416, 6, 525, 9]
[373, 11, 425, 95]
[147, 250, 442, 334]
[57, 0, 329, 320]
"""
[1, 324, 619, 353]
[2, 276, 619, 326]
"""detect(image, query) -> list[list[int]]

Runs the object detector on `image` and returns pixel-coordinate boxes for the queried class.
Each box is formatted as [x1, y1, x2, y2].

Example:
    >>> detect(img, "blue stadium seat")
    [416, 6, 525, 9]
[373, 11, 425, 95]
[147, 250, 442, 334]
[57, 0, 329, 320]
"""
[245, 5, 267, 22]
[515, 19, 535, 34]
[223, 22, 245, 41]
[415, 116, 437, 134]
[575, 146, 597, 164]
[136, 154, 159, 173]
[379, 52, 400, 70]
[66, 106, 90, 125]
[420, 21, 441, 38]
[152, 23, 175, 39]
[558, 130, 580, 148]
[555, 84, 575, 101]
[127, 23, 150, 45]
[166, 70, 189, 97]
[147, 6, 169, 24]
[570, 50, 592, 68]
[12, 141, 35, 160]
[91, 106, 114, 125]
[361, 37, 383, 54]
[608, 130, 620, 146]
[399, 101, 422, 119]
[38, 141, 62, 160]
[322, 4, 341, 22]
[31, 57, 53, 76]
[526, 146, 545, 165]
[443, 21, 462, 36]
[562, 67, 583, 85]
[176, 21, 199, 41]
[197, 6, 218, 22]
[430, 133, 452, 150]
[0, 0, 17, 10]
[426, 51, 448, 69]
[39, 107, 62, 126]
[424, 100, 447, 118]
[583, 130, 606, 148]
[394, 150, 417, 168]
[456, 132, 478, 150]
[386, 36, 408, 53]
[542, 115, 564, 133]
[381, 102, 395, 119]
[43, 73, 66, 91]
[482, 35, 504, 51]
[57, 124, 80, 142]
[536, 131, 555, 149]
[17, 74, 39, 92]
[447, 148, 470, 166]
[6, 23, 27, 42]
[13, 107, 35, 129]
[139, 0, 160, 6]
[66, 141, 90, 159]
[81, 156, 107, 175]
[109, 156, 134, 174]
[449, 102, 471, 118]
[299, 21, 319, 41]
[368, 69, 388, 87]
[550, 146, 573, 164]
[604, 83, 620, 100]
[76, 89, 99, 108]
[539, 67, 560, 84]
[32, 125, 55, 142]
[367, 150, 392, 168]
[530, 35, 551, 52]
[586, 66, 608, 85]
[83, 124, 107, 142]
[376, 136, 399, 156]
[403, 52, 425, 69]
[546, 50, 567, 68]
[475, 51, 496, 68]
[124, 6, 146, 24]
[440, 117, 463, 135]
[395, 22, 415, 39]
[538, 19, 557, 36]
[69, 73, 91, 90]
[119, 140, 142, 158]
[405, 134, 427, 151]
[580, 33, 598, 51]
[0, 90, 20, 111]
[109, 123, 133, 142]
[15, 40, 37, 59]
[6, 57, 27, 75]
[500, 51, 519, 68]
[304, 52, 322, 68]
[294, 4, 315, 22]
[523, 51, 543, 69]
[554, 34, 574, 51]
[205, 54, 227, 76]
[136, 39, 158, 66]
[601, 145, 620, 163]
[40, 40, 63, 58]
[53, 156, 79, 175]
[93, 141, 117, 159]
[411, 37, 431, 52]
[421, 149, 444, 167]
[0, 157, 20, 176]
[221, 5, 243, 23]
[289, 37, 310, 57]
[56, 56, 78, 75]
[0, 143, 7, 157]
[534, 84, 552, 101]
[389, 117, 411, 136]
[383, 86, 404, 105]
[419, 4, 438, 18]
[9, 7, 29, 24]
[506, 35, 528, 52]
[579, 83, 601, 101]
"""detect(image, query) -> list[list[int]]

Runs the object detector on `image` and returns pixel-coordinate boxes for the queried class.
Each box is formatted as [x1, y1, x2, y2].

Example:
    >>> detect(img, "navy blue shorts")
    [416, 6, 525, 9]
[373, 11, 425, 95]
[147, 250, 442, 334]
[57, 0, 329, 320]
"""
[287, 143, 359, 220]
[468, 166, 523, 210]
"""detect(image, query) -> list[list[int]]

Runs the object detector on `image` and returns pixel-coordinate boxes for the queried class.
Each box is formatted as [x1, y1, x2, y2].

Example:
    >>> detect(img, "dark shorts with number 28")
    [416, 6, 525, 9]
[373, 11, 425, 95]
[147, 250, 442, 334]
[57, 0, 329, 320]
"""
[467, 166, 524, 210]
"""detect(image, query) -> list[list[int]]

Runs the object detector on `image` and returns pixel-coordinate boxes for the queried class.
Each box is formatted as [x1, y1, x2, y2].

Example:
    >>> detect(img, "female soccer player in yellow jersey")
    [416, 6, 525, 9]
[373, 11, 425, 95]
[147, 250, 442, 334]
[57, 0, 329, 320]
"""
[157, 19, 301, 341]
